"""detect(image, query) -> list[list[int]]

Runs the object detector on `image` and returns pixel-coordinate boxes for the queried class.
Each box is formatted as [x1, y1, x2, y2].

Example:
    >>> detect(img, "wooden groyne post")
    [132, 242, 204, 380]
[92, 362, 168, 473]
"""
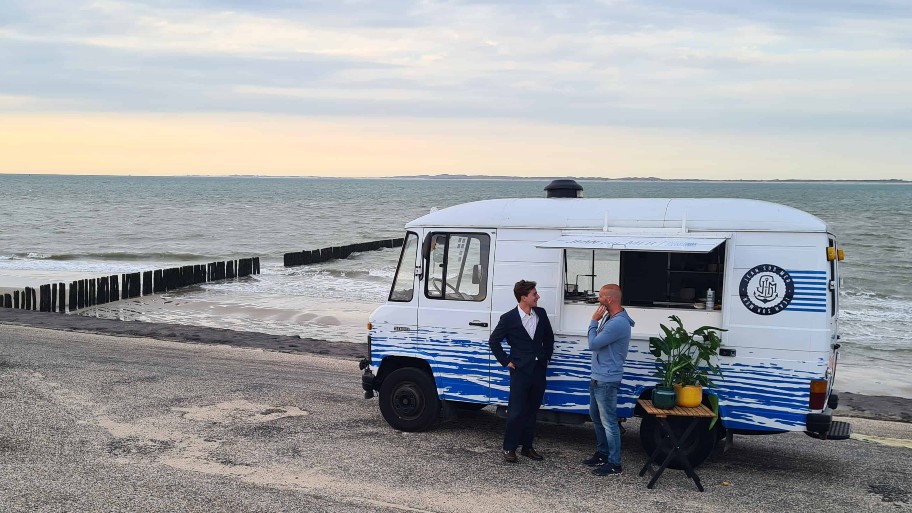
[1, 256, 261, 314]
[283, 238, 404, 268]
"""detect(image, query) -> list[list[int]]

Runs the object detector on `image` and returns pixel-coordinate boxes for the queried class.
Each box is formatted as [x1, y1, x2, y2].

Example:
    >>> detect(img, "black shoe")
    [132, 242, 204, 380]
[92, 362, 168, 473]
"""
[503, 450, 518, 463]
[582, 452, 609, 467]
[520, 447, 543, 461]
[592, 463, 623, 476]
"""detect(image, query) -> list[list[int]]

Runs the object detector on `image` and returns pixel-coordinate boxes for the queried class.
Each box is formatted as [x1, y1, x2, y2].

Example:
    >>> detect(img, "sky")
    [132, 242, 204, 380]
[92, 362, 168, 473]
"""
[1, 0, 910, 179]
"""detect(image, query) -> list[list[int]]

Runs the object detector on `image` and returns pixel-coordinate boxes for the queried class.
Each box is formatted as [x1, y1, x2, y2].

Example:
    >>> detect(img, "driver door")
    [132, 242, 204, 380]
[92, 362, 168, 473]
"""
[417, 230, 495, 404]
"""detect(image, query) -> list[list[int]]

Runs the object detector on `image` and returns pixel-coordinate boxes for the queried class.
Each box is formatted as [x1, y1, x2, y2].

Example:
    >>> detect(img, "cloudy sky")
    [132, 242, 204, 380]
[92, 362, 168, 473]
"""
[1, 0, 910, 178]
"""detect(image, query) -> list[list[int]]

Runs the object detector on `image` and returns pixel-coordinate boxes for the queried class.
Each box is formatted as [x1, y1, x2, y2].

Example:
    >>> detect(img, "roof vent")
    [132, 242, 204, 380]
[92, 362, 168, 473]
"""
[544, 179, 583, 198]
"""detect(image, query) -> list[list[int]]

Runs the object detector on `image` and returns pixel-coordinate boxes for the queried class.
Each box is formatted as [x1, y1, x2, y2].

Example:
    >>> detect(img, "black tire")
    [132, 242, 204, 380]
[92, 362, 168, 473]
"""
[639, 415, 717, 470]
[450, 401, 487, 411]
[378, 367, 441, 432]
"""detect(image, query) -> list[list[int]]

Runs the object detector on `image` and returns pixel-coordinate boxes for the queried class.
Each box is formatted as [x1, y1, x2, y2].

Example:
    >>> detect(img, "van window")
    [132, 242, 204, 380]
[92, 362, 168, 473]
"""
[619, 243, 726, 309]
[563, 249, 620, 303]
[389, 232, 419, 302]
[425, 232, 490, 301]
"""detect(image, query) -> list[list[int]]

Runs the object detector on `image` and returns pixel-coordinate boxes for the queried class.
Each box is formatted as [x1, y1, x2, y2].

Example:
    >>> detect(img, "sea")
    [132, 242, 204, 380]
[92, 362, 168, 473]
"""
[2, 175, 910, 396]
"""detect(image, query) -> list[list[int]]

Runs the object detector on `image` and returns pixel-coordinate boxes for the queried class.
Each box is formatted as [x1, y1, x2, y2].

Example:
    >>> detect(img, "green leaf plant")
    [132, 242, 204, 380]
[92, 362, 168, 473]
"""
[648, 315, 726, 389]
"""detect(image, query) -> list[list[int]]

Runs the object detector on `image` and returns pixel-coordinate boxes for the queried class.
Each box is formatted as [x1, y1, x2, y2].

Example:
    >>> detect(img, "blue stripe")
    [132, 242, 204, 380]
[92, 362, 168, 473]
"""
[794, 292, 827, 297]
[786, 270, 826, 275]
[794, 286, 826, 292]
[785, 307, 827, 312]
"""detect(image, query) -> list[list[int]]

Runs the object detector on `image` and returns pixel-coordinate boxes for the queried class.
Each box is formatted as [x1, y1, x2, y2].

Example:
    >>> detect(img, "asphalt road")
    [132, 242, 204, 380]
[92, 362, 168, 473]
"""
[1, 324, 910, 513]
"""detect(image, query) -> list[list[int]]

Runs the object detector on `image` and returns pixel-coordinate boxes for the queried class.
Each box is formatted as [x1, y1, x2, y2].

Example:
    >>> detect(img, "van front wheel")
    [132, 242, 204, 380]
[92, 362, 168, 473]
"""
[378, 367, 440, 432]
[639, 415, 716, 469]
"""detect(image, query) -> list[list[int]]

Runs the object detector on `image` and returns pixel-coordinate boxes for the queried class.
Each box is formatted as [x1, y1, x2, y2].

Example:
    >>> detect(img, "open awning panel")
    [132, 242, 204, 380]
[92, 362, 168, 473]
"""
[537, 235, 726, 253]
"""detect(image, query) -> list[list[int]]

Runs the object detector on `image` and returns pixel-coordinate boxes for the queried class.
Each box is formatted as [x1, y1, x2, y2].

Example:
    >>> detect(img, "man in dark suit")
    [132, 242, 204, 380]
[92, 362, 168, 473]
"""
[489, 279, 555, 463]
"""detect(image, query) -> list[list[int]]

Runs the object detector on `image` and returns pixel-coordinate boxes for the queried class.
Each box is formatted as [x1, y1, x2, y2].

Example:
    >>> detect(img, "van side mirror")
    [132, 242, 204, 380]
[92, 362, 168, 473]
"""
[472, 264, 484, 284]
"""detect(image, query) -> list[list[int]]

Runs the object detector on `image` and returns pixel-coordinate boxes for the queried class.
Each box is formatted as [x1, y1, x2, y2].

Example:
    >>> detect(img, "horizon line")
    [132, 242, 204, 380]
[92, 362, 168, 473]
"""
[0, 172, 909, 183]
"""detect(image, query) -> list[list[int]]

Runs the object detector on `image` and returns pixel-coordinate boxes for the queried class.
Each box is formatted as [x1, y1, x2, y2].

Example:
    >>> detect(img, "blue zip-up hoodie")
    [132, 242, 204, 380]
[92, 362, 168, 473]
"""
[587, 309, 635, 383]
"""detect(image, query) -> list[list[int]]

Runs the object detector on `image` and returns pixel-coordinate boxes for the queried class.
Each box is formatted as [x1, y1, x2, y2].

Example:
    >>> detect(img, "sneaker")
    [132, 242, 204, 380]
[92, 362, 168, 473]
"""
[503, 450, 518, 463]
[592, 464, 623, 476]
[582, 452, 609, 467]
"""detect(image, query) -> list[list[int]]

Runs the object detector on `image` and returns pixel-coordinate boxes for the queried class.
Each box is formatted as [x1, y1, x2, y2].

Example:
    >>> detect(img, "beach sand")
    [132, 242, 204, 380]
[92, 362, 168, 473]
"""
[2, 308, 909, 424]
[0, 309, 363, 360]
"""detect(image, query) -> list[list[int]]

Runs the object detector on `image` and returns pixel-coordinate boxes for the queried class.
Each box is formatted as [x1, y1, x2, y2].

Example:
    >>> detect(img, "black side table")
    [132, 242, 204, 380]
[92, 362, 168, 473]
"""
[637, 399, 716, 492]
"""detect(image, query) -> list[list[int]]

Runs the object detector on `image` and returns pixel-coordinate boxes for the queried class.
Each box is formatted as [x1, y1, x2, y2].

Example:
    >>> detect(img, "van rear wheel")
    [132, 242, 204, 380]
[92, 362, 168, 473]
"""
[639, 415, 716, 469]
[379, 367, 440, 432]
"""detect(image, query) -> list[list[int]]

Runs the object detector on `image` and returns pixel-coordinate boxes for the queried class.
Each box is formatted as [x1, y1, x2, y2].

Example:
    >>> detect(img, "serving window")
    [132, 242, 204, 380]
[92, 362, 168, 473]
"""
[563, 249, 620, 304]
[561, 243, 725, 310]
[619, 243, 725, 309]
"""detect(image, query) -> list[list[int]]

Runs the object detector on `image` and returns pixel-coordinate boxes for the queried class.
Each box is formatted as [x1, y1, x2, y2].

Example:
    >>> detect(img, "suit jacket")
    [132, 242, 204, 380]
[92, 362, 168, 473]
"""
[489, 306, 555, 374]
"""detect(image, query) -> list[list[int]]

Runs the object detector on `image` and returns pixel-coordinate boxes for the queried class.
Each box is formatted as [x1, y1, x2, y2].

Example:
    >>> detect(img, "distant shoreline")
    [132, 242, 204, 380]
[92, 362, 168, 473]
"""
[1, 173, 908, 184]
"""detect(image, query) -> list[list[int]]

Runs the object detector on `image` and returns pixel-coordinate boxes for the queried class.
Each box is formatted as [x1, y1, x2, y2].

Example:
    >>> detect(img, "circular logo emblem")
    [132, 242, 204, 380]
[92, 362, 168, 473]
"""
[739, 264, 794, 315]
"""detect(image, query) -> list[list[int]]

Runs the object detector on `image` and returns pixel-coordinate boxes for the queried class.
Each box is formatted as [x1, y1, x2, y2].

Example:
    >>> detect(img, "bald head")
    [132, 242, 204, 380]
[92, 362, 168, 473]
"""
[599, 284, 623, 314]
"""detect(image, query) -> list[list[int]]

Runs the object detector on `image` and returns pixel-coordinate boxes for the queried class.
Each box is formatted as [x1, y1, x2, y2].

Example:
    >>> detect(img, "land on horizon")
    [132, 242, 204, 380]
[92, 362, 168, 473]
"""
[2, 173, 909, 183]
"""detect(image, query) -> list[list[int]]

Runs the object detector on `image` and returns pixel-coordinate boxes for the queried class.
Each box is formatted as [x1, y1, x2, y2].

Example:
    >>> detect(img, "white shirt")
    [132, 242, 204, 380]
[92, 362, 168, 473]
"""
[517, 306, 538, 339]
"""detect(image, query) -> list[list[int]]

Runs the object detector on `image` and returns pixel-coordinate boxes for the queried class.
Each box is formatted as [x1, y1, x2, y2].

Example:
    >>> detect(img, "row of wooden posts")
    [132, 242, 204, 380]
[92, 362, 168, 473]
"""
[0, 257, 260, 313]
[283, 238, 404, 267]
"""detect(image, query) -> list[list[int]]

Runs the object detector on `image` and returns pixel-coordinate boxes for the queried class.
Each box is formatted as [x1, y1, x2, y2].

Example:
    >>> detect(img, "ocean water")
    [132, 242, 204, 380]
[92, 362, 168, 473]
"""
[2, 175, 911, 394]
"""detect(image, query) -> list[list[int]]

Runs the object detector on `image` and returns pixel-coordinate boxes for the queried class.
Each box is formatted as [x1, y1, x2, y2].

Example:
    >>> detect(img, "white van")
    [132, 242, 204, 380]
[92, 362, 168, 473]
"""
[360, 180, 849, 467]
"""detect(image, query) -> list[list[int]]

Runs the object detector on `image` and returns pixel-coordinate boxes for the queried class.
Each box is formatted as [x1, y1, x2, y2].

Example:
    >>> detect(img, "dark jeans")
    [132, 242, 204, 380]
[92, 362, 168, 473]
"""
[503, 360, 547, 451]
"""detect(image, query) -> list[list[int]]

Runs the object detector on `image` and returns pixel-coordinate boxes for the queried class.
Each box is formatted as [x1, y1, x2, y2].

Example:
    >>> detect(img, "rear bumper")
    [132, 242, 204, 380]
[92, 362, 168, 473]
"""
[806, 392, 840, 434]
[806, 409, 833, 434]
[805, 395, 852, 440]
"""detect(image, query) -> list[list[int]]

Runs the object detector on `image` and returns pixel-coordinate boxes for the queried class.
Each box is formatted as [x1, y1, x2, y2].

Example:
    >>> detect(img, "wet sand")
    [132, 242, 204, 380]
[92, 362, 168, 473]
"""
[1, 308, 909, 423]
[0, 309, 365, 361]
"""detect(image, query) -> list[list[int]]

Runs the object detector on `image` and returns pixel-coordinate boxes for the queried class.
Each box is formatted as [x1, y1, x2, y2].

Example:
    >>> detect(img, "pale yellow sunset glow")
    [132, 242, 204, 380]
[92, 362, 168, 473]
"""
[2, 114, 908, 179]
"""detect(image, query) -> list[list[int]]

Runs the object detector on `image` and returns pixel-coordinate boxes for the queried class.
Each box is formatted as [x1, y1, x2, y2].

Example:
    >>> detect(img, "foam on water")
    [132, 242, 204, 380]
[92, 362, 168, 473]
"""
[79, 251, 400, 344]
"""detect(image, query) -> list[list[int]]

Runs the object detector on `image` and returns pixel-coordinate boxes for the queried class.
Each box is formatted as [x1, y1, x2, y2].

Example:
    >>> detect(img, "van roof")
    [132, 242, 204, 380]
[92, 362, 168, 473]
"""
[406, 198, 830, 233]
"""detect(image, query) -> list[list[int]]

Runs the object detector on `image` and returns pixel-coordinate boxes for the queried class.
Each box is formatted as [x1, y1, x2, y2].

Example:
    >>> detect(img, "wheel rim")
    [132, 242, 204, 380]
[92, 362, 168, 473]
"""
[391, 382, 424, 421]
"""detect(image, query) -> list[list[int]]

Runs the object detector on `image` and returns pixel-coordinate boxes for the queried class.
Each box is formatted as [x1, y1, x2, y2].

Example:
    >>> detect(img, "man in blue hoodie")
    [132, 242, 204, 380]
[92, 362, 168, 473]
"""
[583, 284, 634, 476]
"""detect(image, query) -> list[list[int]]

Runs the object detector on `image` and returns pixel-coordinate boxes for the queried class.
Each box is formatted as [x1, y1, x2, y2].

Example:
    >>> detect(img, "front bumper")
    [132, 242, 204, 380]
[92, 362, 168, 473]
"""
[359, 357, 377, 398]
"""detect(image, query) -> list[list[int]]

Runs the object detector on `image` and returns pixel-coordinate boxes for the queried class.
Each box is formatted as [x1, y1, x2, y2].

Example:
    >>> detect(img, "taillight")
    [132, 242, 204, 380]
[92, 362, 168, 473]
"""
[809, 379, 828, 410]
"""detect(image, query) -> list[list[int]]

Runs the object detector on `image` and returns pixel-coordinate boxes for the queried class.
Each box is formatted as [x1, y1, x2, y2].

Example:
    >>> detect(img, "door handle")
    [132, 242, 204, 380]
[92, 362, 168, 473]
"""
[469, 321, 488, 327]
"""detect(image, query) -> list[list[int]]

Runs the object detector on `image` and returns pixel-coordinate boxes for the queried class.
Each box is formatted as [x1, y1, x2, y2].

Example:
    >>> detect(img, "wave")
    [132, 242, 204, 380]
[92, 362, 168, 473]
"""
[1, 251, 220, 262]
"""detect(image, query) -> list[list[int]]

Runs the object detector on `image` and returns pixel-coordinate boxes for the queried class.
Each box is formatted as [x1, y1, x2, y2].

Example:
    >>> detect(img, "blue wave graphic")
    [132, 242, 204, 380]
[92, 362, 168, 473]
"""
[370, 326, 826, 432]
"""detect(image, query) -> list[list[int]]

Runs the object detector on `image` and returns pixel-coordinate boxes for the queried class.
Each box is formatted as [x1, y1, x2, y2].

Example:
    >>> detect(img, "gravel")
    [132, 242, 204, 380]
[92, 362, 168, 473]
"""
[1, 323, 910, 513]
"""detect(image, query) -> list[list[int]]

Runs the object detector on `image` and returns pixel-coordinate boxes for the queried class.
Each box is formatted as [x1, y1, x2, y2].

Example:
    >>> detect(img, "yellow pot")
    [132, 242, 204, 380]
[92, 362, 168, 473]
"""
[675, 384, 703, 408]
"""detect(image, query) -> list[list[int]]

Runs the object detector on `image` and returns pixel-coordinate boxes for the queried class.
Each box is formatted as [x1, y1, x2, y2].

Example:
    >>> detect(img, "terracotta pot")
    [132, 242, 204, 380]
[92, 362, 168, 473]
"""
[652, 386, 677, 409]
[675, 384, 703, 408]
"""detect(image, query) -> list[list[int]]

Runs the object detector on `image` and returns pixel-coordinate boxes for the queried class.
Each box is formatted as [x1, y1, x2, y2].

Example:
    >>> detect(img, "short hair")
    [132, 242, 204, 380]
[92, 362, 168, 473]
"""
[514, 280, 537, 302]
[601, 284, 622, 301]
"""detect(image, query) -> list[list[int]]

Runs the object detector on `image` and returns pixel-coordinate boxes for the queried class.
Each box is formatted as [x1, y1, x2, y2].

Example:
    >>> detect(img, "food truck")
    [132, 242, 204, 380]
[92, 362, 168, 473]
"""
[360, 180, 849, 466]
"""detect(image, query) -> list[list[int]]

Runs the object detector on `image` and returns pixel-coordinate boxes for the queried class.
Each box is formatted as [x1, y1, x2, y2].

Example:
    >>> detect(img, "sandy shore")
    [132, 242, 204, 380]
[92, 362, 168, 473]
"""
[0, 309, 364, 361]
[1, 308, 909, 423]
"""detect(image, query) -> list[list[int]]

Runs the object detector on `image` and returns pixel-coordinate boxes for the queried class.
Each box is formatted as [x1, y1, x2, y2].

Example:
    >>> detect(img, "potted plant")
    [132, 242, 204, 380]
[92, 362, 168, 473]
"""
[648, 315, 725, 409]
